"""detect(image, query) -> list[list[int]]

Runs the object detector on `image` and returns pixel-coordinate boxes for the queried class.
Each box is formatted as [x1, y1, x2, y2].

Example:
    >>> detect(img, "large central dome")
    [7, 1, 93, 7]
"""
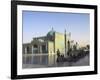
[47, 30, 55, 36]
[47, 28, 55, 41]
[47, 28, 55, 36]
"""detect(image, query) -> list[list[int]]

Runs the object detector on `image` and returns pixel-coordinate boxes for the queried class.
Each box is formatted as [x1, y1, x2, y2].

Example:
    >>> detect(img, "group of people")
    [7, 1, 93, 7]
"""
[56, 49, 89, 63]
[56, 49, 64, 62]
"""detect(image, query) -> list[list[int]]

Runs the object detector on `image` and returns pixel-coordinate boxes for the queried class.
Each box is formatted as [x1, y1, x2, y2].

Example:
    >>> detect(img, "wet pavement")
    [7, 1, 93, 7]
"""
[22, 54, 89, 68]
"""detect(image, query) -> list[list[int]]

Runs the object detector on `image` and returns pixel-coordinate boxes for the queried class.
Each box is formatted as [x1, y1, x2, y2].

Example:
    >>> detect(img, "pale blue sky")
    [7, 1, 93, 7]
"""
[23, 11, 90, 46]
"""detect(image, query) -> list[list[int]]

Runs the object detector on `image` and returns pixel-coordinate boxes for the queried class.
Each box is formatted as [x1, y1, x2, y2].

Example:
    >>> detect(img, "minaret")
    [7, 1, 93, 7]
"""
[65, 29, 67, 55]
[52, 27, 54, 31]
[69, 32, 71, 40]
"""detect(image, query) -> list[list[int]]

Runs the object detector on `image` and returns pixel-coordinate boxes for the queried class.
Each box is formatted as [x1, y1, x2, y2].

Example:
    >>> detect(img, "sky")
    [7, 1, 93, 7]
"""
[22, 11, 90, 46]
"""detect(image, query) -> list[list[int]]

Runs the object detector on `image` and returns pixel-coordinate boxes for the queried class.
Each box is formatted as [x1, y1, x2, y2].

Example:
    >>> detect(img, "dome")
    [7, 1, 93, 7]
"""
[47, 30, 55, 37]
[47, 28, 55, 40]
